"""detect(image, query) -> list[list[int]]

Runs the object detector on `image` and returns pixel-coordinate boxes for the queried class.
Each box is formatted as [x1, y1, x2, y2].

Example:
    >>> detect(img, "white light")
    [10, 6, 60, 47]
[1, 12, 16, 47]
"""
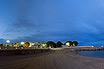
[6, 40, 10, 43]
[21, 42, 24, 45]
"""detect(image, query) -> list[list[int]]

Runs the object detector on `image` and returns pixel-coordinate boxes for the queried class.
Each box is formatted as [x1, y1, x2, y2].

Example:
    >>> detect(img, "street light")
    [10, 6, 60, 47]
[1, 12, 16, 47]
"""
[42, 44, 45, 47]
[6, 40, 10, 47]
[6, 40, 10, 43]
[32, 43, 34, 47]
[20, 42, 24, 49]
[21, 42, 24, 45]
[32, 43, 34, 45]
[92, 46, 94, 47]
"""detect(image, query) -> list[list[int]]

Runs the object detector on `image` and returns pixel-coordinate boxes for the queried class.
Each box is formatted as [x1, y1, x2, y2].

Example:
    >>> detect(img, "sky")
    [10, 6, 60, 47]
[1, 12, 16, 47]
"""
[0, 0, 104, 46]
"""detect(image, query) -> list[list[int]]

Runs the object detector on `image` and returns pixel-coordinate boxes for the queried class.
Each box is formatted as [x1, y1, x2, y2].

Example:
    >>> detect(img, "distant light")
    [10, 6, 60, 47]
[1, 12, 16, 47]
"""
[49, 46, 51, 48]
[21, 42, 24, 45]
[21, 47, 23, 49]
[42, 44, 45, 46]
[92, 46, 94, 47]
[101, 46, 103, 47]
[32, 43, 34, 45]
[6, 40, 10, 43]
[66, 42, 70, 46]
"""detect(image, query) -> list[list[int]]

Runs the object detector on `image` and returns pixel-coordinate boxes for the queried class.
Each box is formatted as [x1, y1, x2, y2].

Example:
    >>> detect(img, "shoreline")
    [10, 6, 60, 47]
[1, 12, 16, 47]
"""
[0, 48, 104, 69]
[63, 49, 104, 69]
[68, 47, 104, 59]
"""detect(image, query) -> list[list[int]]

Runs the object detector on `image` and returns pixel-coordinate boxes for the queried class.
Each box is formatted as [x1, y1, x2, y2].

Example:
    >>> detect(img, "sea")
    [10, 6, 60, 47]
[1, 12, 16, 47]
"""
[76, 50, 104, 58]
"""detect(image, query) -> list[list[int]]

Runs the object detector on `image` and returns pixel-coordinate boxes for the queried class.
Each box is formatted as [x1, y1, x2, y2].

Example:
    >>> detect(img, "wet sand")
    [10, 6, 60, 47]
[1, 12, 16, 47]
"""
[0, 49, 104, 69]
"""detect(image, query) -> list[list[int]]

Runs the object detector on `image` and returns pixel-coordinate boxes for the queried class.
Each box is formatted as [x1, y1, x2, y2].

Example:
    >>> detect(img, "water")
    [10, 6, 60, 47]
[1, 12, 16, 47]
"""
[76, 50, 104, 58]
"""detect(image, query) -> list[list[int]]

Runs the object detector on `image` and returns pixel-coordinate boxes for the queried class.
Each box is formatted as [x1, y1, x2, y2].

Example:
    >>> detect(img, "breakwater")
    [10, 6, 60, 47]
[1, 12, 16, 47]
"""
[69, 47, 104, 51]
[0, 49, 50, 56]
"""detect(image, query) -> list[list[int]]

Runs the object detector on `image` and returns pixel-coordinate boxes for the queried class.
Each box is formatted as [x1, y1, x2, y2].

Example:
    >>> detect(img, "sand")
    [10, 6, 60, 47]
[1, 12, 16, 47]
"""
[0, 49, 104, 69]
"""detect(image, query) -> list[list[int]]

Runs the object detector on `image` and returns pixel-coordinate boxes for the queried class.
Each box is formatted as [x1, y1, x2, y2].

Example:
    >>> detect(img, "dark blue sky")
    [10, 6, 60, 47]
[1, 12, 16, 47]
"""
[0, 0, 104, 46]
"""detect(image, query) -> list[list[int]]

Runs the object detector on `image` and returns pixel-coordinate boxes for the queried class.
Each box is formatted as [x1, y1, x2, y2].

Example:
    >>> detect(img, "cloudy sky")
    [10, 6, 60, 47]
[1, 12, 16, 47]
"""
[0, 0, 104, 46]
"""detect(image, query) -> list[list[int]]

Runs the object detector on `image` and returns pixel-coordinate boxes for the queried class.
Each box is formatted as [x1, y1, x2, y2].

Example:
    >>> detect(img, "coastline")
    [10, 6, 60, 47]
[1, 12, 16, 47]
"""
[63, 48, 104, 69]
[0, 48, 104, 69]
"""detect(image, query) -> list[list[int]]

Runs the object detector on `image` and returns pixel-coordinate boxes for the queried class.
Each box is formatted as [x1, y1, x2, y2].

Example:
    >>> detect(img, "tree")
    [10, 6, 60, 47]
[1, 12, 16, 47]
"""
[42, 41, 44, 44]
[0, 44, 3, 47]
[37, 42, 41, 48]
[72, 41, 78, 46]
[46, 41, 56, 48]
[14, 42, 19, 47]
[56, 41, 63, 47]
[25, 42, 30, 47]
[3, 44, 6, 47]
[12, 43, 14, 47]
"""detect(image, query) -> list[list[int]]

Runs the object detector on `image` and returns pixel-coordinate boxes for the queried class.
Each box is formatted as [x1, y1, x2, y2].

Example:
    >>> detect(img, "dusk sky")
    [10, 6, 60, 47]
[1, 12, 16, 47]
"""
[0, 0, 104, 46]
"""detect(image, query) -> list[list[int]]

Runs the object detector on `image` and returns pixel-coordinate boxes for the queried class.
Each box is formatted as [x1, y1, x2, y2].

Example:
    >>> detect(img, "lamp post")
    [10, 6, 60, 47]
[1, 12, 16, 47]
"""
[21, 42, 24, 45]
[21, 42, 24, 47]
[32, 43, 34, 47]
[42, 44, 45, 48]
[6, 40, 10, 47]
[20, 42, 24, 49]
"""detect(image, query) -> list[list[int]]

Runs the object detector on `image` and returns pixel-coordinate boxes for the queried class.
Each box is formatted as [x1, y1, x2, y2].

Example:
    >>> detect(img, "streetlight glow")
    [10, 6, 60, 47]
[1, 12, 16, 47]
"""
[42, 44, 45, 46]
[32, 43, 34, 45]
[21, 42, 24, 45]
[6, 40, 10, 43]
[92, 46, 94, 47]
[66, 42, 70, 46]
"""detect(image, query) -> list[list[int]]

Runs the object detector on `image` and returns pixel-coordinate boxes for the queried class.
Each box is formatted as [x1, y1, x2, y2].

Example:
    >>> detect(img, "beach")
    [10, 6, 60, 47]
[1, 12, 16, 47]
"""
[0, 48, 104, 69]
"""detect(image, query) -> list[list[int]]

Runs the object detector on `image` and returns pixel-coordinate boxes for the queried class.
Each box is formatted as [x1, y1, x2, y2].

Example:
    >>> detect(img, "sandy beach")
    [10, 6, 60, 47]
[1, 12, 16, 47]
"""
[0, 49, 104, 69]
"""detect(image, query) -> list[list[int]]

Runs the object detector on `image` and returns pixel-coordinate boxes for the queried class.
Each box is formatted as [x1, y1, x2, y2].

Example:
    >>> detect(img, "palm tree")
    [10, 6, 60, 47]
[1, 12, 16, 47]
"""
[56, 41, 63, 47]
[72, 41, 78, 46]
[25, 42, 30, 47]
[14, 42, 19, 47]
[46, 41, 56, 48]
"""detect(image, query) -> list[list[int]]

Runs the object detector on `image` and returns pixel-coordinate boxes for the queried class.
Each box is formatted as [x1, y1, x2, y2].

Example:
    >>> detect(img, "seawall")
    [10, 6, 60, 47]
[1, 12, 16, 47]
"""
[1, 47, 104, 56]
[0, 49, 51, 56]
[68, 47, 104, 51]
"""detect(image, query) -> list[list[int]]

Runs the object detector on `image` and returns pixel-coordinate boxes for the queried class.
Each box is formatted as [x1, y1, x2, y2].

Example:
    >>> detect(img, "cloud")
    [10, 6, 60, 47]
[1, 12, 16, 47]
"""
[0, 38, 6, 44]
[2, 0, 104, 47]
[7, 19, 36, 32]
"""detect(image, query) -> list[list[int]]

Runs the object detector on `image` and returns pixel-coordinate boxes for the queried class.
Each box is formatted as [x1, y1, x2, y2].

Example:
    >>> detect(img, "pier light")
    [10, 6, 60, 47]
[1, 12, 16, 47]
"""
[21, 42, 24, 45]
[6, 40, 10, 43]
[92, 46, 94, 47]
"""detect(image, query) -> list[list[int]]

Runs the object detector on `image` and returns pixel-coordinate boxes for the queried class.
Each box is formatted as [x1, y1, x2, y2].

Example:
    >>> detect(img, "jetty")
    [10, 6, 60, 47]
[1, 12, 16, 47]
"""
[68, 46, 104, 51]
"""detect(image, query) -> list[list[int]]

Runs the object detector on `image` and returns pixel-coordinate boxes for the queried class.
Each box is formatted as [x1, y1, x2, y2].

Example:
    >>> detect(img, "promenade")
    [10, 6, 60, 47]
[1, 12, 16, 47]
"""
[0, 48, 104, 69]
